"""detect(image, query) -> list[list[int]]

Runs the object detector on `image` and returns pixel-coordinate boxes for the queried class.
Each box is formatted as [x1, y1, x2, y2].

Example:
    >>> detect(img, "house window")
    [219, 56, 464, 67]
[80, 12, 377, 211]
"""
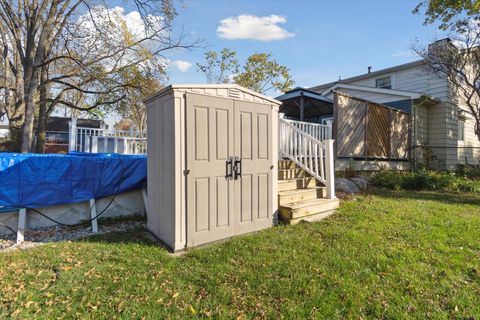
[375, 76, 392, 89]
[458, 118, 465, 141]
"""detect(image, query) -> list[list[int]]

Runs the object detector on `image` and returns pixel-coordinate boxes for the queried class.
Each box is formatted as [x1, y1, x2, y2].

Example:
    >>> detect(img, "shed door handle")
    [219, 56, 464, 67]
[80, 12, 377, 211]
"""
[225, 157, 234, 180]
[234, 157, 242, 180]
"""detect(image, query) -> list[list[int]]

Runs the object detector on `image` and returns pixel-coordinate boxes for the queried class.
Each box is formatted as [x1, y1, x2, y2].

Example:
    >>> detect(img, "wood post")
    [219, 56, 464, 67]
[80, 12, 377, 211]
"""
[89, 199, 98, 233]
[325, 139, 336, 199]
[17, 208, 27, 243]
[300, 95, 305, 121]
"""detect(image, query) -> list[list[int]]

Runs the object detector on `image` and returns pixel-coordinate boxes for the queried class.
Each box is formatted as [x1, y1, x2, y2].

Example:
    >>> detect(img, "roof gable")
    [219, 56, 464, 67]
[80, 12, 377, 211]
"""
[144, 84, 282, 105]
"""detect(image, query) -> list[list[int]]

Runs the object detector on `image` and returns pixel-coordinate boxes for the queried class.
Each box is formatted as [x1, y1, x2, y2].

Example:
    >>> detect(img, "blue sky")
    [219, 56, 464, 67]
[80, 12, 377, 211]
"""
[152, 0, 448, 94]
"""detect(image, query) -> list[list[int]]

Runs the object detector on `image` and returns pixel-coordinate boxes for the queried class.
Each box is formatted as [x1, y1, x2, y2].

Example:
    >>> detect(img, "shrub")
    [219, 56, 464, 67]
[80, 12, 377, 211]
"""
[371, 169, 480, 193]
[456, 164, 480, 180]
[370, 170, 403, 190]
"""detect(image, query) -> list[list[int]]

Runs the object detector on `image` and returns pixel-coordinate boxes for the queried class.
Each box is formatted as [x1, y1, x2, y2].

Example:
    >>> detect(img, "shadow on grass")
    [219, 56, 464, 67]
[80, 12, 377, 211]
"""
[369, 188, 480, 206]
[80, 227, 161, 247]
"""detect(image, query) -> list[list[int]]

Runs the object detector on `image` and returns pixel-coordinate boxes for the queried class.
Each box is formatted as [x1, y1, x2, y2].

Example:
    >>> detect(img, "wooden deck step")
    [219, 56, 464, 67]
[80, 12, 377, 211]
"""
[279, 198, 339, 224]
[277, 177, 317, 191]
[278, 168, 308, 180]
[278, 187, 326, 205]
[278, 160, 298, 170]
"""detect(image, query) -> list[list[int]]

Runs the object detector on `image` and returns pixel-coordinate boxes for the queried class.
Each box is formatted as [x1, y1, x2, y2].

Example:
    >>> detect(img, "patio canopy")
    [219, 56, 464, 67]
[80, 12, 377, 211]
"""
[276, 88, 334, 121]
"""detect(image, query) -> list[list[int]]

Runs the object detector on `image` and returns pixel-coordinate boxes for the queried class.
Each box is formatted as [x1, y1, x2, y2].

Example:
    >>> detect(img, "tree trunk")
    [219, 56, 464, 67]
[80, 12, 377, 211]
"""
[35, 69, 48, 153]
[8, 118, 23, 152]
[21, 78, 38, 153]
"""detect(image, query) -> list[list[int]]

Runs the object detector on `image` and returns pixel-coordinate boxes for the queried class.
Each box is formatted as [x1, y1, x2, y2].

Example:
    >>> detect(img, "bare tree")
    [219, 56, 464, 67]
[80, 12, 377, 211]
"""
[414, 19, 480, 142]
[109, 67, 162, 132]
[0, 0, 196, 152]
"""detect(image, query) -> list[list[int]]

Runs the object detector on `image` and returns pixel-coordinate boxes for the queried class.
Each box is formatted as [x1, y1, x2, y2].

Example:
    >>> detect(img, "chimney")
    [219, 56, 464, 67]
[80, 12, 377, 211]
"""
[428, 38, 454, 54]
[367, 66, 372, 73]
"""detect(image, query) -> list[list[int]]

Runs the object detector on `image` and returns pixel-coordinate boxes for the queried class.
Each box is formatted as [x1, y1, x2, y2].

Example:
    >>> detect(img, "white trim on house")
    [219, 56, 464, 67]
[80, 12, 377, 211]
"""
[320, 83, 424, 99]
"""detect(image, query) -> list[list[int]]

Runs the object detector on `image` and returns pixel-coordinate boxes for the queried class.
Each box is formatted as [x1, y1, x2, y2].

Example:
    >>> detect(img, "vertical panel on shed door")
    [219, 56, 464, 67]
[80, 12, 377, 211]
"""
[186, 93, 235, 246]
[234, 100, 273, 234]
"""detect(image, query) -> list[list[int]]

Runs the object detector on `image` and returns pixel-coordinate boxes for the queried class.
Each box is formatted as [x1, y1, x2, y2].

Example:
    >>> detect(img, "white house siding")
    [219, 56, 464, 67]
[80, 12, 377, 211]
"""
[452, 82, 480, 166]
[457, 113, 480, 165]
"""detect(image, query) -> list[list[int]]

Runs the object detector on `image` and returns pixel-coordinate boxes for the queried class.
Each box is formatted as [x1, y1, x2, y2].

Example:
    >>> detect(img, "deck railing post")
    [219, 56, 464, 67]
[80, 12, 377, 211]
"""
[68, 117, 77, 152]
[325, 139, 336, 199]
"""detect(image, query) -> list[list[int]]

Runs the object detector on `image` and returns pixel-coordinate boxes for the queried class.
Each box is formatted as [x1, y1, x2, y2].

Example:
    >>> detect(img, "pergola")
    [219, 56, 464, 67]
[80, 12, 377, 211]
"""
[276, 88, 334, 122]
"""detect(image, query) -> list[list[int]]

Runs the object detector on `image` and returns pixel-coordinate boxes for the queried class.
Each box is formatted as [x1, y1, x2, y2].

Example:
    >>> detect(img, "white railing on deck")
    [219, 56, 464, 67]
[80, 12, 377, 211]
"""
[69, 118, 147, 154]
[286, 119, 332, 142]
[279, 116, 335, 199]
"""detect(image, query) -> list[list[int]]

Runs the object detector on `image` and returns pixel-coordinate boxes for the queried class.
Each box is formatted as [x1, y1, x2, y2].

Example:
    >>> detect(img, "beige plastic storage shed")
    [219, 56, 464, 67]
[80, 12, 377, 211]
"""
[145, 84, 281, 251]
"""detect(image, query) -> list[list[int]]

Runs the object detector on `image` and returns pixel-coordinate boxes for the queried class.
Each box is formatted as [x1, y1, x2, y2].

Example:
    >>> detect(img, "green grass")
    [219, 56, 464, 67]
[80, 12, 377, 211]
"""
[1, 190, 480, 319]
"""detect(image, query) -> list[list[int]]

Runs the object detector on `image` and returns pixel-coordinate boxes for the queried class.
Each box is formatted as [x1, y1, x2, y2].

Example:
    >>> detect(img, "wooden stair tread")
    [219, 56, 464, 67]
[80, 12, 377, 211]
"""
[280, 197, 339, 210]
[278, 177, 314, 183]
[289, 210, 336, 225]
[278, 186, 325, 196]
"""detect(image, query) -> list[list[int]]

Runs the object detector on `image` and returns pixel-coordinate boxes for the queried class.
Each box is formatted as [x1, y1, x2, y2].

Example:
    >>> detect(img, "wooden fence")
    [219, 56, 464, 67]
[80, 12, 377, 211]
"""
[334, 92, 410, 160]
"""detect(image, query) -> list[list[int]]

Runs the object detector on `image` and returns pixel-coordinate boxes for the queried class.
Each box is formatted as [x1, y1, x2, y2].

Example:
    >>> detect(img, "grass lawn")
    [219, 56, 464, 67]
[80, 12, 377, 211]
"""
[1, 190, 479, 319]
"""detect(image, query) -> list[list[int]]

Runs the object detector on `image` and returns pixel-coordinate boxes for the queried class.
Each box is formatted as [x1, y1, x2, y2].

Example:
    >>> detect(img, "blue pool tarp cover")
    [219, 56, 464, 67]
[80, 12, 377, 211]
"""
[0, 152, 147, 210]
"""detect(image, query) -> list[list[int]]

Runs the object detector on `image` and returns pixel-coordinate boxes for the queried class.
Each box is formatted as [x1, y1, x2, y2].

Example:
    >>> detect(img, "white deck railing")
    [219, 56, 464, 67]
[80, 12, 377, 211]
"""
[69, 118, 147, 154]
[279, 116, 335, 199]
[286, 119, 332, 142]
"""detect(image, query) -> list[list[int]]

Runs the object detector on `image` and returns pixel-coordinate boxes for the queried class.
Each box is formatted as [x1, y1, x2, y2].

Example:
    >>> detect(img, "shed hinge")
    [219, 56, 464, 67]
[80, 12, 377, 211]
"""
[183, 169, 190, 175]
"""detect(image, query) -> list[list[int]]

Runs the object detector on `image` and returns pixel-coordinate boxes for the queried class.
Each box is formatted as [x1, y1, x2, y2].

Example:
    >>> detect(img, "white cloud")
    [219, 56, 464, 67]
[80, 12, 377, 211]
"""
[391, 51, 415, 58]
[171, 60, 192, 72]
[217, 14, 294, 41]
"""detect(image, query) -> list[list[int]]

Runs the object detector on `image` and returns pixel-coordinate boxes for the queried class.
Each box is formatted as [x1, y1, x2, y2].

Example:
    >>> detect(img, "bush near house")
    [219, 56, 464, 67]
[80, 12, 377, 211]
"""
[370, 168, 480, 193]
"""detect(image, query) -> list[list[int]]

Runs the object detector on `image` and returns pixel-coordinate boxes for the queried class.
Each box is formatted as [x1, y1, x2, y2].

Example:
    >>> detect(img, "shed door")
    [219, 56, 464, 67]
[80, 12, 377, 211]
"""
[234, 100, 273, 234]
[186, 94, 273, 247]
[186, 93, 235, 246]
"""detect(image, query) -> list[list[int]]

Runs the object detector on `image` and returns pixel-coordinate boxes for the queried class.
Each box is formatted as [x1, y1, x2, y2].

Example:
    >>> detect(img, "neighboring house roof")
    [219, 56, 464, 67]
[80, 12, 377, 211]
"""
[46, 117, 103, 132]
[321, 83, 424, 99]
[324, 84, 440, 107]
[309, 60, 425, 92]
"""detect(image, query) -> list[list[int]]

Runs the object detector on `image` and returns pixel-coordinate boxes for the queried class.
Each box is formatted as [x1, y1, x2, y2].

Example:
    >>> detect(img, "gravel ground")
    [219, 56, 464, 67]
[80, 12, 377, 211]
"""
[0, 220, 145, 252]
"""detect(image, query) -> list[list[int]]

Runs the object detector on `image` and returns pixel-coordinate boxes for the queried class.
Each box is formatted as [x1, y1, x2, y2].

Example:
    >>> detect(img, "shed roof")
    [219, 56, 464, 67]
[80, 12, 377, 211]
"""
[144, 84, 282, 105]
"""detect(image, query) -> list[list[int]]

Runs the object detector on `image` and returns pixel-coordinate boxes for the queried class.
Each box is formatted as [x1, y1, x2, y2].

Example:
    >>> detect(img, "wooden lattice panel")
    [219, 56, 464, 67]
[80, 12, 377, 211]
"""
[366, 103, 390, 158]
[334, 92, 410, 160]
[390, 110, 410, 159]
[336, 94, 366, 157]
